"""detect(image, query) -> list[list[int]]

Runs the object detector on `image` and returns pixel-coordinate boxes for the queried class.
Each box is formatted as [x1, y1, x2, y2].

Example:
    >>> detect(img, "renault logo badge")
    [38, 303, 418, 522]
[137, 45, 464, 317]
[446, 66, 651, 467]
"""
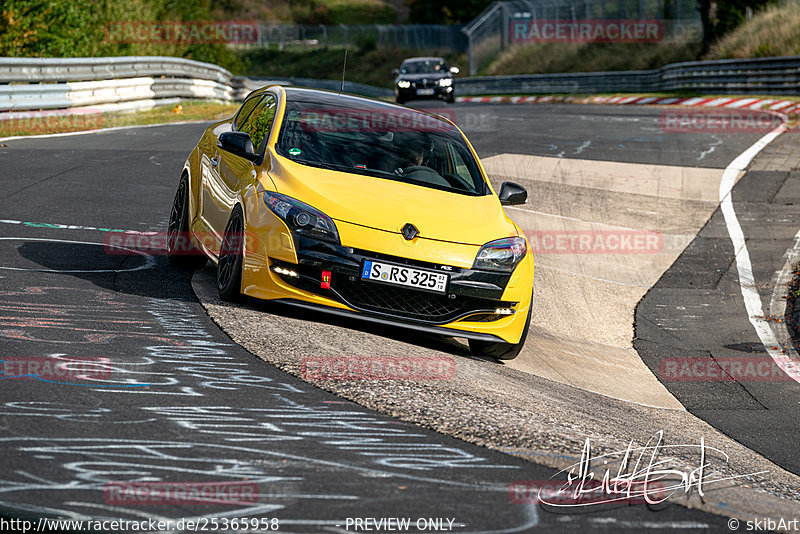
[402, 223, 419, 241]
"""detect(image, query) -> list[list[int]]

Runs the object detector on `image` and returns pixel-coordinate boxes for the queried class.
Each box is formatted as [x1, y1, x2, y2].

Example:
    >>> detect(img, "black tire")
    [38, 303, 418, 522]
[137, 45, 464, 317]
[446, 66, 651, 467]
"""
[396, 97, 405, 105]
[217, 206, 246, 302]
[469, 290, 533, 361]
[445, 93, 455, 104]
[167, 176, 207, 270]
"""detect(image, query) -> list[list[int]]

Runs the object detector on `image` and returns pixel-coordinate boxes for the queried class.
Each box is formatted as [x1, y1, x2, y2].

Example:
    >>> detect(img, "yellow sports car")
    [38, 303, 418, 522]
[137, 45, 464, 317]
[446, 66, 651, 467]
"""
[168, 86, 534, 359]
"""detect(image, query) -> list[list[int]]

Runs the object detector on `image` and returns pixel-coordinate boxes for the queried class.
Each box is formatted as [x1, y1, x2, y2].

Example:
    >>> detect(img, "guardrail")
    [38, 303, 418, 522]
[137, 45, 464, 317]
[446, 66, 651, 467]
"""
[456, 56, 800, 96]
[2, 55, 800, 115]
[0, 57, 392, 113]
[0, 56, 232, 84]
[0, 56, 235, 113]
[1, 78, 233, 111]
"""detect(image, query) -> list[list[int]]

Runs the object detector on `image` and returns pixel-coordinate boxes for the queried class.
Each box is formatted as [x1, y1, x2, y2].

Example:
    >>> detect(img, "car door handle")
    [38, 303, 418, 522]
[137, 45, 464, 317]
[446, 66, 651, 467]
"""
[210, 157, 219, 167]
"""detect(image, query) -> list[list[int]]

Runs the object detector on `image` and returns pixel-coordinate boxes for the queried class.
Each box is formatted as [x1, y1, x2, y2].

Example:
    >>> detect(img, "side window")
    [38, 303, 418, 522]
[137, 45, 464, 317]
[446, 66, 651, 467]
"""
[238, 94, 277, 153]
[233, 95, 262, 131]
[446, 142, 472, 184]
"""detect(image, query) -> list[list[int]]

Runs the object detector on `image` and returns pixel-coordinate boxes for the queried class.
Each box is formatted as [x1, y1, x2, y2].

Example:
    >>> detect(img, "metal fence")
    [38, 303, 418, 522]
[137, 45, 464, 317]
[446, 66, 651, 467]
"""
[255, 24, 466, 52]
[462, 0, 703, 75]
[455, 55, 800, 96]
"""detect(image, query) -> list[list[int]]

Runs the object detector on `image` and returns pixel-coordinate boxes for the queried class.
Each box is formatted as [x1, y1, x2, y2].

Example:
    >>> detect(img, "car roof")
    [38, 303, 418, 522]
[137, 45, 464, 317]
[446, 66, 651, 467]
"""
[401, 57, 446, 63]
[281, 86, 432, 114]
[260, 85, 460, 131]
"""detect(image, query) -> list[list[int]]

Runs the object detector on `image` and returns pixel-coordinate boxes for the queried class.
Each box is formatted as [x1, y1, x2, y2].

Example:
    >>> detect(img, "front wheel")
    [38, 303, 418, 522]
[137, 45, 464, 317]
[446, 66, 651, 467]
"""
[167, 176, 207, 270]
[217, 207, 245, 302]
[445, 93, 455, 104]
[469, 291, 533, 361]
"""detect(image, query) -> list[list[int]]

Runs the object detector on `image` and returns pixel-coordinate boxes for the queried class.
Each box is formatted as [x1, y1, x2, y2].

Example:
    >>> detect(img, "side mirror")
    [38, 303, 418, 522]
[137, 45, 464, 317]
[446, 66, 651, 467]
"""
[217, 131, 258, 162]
[391, 68, 400, 77]
[498, 181, 527, 206]
[450, 66, 460, 74]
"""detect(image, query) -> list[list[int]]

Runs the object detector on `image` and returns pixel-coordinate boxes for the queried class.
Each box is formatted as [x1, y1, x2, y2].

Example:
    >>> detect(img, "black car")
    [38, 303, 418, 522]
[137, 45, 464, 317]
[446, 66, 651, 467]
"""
[392, 57, 459, 105]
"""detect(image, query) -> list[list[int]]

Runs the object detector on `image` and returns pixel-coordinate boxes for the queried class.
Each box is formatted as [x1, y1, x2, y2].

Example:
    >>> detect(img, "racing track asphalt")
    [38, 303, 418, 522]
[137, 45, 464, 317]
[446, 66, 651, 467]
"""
[0, 102, 785, 532]
[635, 131, 800, 476]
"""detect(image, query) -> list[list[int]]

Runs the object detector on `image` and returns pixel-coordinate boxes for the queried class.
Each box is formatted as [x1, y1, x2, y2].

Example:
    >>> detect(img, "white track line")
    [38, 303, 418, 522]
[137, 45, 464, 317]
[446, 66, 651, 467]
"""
[719, 118, 800, 382]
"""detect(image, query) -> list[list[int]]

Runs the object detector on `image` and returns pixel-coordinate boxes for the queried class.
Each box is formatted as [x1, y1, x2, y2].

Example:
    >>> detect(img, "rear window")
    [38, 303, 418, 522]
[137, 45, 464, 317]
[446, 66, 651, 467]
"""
[276, 99, 488, 196]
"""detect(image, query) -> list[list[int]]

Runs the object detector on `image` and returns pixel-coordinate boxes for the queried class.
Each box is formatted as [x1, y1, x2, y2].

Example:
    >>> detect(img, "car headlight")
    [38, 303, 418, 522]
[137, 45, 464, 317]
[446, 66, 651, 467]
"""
[473, 237, 527, 272]
[397, 80, 411, 89]
[263, 191, 340, 244]
[439, 78, 453, 87]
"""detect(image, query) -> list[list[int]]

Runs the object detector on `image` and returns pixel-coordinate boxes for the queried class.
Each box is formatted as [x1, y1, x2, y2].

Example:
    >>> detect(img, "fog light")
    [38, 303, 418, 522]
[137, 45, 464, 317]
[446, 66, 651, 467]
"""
[494, 308, 515, 315]
[272, 265, 299, 278]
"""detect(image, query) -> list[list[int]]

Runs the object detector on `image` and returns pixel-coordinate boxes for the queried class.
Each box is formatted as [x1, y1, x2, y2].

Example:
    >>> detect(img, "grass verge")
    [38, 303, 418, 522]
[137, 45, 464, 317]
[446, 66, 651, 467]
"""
[0, 101, 239, 138]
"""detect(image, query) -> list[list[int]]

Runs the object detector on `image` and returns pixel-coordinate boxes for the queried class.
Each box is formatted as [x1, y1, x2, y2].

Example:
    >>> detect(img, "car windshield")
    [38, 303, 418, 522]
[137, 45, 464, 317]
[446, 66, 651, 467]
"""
[400, 59, 447, 74]
[276, 98, 488, 196]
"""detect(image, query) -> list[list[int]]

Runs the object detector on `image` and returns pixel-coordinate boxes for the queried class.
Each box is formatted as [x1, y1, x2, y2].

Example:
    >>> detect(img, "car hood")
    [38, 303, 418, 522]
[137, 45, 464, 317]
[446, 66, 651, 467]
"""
[397, 73, 450, 82]
[267, 155, 517, 246]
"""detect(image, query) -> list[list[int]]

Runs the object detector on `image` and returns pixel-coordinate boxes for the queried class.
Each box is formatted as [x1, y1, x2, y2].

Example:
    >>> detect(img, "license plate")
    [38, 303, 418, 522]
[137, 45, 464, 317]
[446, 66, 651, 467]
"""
[416, 88, 435, 96]
[361, 260, 448, 294]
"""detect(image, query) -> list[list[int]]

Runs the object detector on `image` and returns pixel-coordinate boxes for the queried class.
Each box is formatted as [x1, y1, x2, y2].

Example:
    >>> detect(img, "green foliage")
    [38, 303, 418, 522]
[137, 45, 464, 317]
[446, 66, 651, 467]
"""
[325, 1, 396, 24]
[0, 0, 395, 71]
[753, 41, 772, 57]
[407, 0, 492, 24]
[705, 1, 800, 60]
[0, 0, 246, 72]
[241, 103, 275, 149]
[355, 34, 377, 53]
[699, 0, 778, 51]
[485, 41, 701, 76]
[0, 0, 107, 56]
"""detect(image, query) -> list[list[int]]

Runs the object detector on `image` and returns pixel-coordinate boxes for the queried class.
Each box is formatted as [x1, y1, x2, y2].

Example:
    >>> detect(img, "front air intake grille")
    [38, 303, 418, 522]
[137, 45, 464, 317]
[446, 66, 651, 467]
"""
[331, 277, 506, 324]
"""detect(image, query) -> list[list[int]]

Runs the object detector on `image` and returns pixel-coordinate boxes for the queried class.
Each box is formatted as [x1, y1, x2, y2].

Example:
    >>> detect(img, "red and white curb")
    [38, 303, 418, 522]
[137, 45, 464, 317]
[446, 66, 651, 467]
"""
[457, 94, 800, 113]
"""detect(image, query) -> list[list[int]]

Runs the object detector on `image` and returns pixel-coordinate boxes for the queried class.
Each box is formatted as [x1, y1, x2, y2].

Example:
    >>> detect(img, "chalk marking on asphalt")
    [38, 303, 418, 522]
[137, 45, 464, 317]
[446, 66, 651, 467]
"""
[719, 119, 800, 383]
[0, 237, 156, 274]
[0, 218, 155, 234]
[587, 518, 711, 529]
[697, 134, 722, 161]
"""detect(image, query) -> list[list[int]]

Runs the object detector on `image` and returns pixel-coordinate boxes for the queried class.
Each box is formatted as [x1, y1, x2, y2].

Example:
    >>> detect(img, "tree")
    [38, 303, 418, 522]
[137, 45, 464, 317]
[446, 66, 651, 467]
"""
[697, 0, 776, 53]
[407, 0, 494, 24]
